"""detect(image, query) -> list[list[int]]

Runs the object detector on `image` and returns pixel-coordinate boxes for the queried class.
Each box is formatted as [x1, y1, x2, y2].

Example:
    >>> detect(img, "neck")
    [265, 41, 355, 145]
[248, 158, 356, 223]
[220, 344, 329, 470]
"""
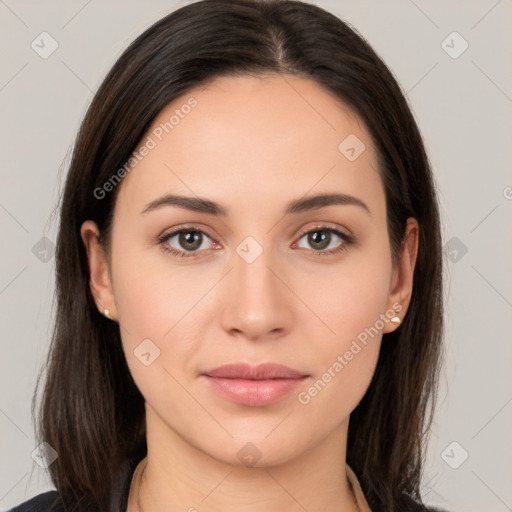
[127, 405, 359, 512]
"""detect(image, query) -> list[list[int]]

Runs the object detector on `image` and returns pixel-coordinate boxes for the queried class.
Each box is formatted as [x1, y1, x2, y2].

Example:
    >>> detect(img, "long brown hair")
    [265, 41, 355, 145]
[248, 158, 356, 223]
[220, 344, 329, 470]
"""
[34, 1, 443, 510]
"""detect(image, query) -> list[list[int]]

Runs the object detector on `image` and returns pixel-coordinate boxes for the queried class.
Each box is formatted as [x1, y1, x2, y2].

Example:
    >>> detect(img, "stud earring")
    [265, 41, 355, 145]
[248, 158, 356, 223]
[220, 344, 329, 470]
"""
[101, 309, 111, 319]
[390, 316, 401, 327]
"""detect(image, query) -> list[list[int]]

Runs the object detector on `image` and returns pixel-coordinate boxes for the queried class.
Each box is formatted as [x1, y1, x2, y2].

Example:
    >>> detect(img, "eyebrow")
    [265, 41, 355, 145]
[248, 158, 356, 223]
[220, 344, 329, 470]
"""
[141, 192, 371, 217]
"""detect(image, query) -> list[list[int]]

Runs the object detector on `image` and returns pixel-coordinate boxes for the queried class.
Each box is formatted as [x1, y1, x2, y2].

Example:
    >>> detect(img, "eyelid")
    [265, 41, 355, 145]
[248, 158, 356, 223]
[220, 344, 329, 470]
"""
[157, 225, 220, 258]
[292, 224, 354, 256]
[159, 223, 218, 242]
[158, 223, 354, 258]
[295, 222, 352, 241]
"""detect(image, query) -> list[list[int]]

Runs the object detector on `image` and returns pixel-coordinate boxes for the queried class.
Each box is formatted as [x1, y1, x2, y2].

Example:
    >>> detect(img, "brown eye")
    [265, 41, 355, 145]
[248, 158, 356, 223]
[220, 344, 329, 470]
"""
[295, 227, 352, 256]
[307, 230, 331, 250]
[159, 229, 215, 257]
[177, 231, 203, 251]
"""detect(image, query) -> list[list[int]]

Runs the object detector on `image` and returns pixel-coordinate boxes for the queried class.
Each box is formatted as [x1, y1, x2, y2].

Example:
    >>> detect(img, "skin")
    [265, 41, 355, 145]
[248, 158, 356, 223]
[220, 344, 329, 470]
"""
[81, 73, 418, 512]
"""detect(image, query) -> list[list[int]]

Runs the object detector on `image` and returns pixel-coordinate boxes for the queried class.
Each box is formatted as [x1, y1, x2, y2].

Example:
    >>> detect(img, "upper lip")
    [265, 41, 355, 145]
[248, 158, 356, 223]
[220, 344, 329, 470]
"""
[202, 363, 308, 380]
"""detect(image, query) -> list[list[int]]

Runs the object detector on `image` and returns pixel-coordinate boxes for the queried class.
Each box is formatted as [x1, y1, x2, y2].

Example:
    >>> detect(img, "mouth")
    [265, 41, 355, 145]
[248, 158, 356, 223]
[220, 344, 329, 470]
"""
[201, 362, 310, 407]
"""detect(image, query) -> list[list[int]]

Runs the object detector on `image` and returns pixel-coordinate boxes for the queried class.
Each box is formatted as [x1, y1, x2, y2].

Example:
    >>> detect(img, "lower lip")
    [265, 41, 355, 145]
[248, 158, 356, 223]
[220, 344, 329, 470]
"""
[202, 375, 309, 406]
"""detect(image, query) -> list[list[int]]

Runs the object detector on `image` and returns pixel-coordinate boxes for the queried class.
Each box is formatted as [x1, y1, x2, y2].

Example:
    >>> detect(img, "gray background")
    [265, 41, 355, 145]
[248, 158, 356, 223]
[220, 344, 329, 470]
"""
[1, 1, 511, 510]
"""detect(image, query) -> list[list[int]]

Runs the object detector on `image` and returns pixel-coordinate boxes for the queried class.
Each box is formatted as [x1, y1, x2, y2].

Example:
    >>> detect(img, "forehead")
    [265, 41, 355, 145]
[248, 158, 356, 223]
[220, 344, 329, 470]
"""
[115, 73, 383, 217]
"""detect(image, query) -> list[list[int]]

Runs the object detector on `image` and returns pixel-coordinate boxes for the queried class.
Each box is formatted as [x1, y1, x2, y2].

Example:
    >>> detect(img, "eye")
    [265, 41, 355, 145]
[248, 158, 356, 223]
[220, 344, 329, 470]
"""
[158, 228, 218, 258]
[294, 226, 353, 256]
[158, 225, 354, 259]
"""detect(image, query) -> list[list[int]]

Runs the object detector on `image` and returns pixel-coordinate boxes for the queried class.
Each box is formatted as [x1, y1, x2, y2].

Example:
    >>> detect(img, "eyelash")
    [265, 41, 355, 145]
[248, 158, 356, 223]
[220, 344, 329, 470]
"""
[157, 225, 354, 259]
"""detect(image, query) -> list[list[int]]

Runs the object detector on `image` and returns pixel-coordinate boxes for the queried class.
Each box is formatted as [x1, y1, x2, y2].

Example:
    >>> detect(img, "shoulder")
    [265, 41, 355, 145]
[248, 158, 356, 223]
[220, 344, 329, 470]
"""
[399, 492, 450, 512]
[369, 490, 451, 512]
[8, 491, 64, 512]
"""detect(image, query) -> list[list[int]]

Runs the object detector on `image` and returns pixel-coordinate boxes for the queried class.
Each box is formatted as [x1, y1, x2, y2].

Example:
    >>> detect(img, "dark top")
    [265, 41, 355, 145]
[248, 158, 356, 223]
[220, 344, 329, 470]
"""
[9, 489, 448, 512]
[9, 491, 61, 512]
[9, 460, 447, 512]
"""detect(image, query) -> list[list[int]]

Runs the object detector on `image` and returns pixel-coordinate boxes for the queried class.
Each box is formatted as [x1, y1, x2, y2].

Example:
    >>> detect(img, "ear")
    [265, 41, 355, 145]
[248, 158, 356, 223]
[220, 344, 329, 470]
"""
[80, 220, 117, 321]
[383, 217, 419, 333]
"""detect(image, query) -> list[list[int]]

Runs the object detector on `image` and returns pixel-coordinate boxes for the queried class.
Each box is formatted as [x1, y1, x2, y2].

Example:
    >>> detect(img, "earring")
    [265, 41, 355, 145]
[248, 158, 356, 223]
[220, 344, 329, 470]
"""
[101, 309, 111, 319]
[390, 316, 401, 327]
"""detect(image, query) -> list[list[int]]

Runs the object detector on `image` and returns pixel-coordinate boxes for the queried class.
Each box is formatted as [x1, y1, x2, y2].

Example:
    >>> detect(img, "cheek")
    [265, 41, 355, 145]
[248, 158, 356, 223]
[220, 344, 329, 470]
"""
[293, 241, 392, 411]
[110, 239, 210, 399]
[112, 264, 191, 412]
[111, 234, 210, 338]
[299, 239, 392, 346]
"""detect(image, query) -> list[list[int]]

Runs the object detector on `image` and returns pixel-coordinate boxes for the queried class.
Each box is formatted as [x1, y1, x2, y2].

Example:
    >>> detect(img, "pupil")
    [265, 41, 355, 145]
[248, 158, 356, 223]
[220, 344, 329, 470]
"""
[180, 231, 201, 250]
[309, 231, 330, 250]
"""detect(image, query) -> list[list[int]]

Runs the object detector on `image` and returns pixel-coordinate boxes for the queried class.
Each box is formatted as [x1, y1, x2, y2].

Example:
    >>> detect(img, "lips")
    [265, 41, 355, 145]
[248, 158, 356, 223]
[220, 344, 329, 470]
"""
[201, 363, 310, 406]
[203, 362, 308, 380]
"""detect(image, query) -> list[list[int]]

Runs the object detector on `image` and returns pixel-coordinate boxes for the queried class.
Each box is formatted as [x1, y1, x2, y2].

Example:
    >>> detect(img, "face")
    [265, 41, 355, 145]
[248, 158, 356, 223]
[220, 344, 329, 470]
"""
[82, 73, 417, 468]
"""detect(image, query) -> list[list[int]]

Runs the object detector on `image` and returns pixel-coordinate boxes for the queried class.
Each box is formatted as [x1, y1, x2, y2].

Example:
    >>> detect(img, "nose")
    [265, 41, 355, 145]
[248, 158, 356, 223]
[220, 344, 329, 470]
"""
[220, 244, 294, 342]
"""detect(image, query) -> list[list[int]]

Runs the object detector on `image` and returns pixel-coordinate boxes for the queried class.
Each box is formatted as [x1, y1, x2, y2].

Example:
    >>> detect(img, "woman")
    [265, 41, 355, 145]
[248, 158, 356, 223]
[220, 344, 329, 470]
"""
[11, 0, 446, 511]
